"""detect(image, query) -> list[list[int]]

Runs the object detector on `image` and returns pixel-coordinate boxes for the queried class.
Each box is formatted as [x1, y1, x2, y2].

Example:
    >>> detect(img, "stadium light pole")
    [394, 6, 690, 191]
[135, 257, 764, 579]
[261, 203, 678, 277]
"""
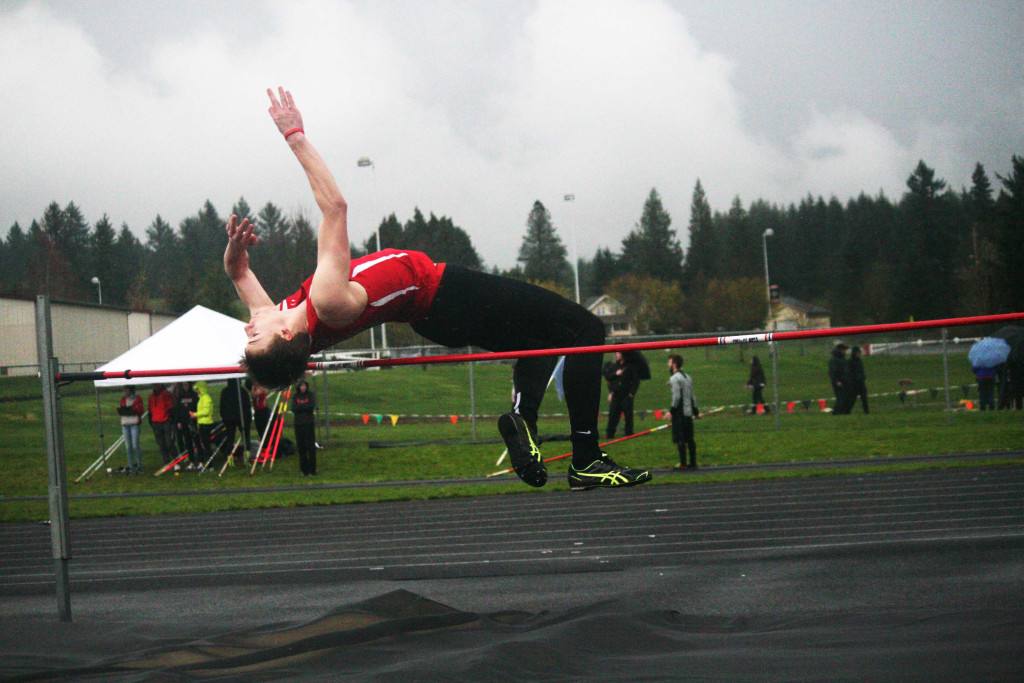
[357, 157, 387, 351]
[761, 229, 774, 329]
[90, 276, 102, 306]
[563, 194, 581, 304]
[762, 228, 781, 428]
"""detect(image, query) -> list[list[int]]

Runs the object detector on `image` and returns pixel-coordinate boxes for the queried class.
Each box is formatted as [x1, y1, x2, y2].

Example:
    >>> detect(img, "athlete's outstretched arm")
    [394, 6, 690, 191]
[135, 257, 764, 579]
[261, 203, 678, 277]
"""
[224, 214, 274, 312]
[266, 87, 363, 323]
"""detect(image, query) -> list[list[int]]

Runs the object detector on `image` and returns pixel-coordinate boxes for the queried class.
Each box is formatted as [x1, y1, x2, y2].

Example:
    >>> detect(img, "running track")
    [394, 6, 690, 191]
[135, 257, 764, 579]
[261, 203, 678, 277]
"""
[2, 463, 1023, 680]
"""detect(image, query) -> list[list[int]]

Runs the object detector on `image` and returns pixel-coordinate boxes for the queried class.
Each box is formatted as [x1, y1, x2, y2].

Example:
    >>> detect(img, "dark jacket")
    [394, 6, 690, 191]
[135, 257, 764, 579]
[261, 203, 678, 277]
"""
[291, 390, 317, 425]
[847, 356, 867, 389]
[219, 379, 252, 426]
[828, 350, 848, 387]
[608, 362, 640, 395]
[174, 386, 199, 425]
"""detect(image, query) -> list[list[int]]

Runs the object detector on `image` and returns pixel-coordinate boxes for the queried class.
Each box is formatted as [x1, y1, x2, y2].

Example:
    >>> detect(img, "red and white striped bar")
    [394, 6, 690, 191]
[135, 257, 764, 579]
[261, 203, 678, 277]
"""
[55, 311, 1024, 383]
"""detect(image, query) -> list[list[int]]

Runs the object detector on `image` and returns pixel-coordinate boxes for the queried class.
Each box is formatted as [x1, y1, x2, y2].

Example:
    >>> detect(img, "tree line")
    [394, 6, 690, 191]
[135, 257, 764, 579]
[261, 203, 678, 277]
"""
[2, 155, 1021, 335]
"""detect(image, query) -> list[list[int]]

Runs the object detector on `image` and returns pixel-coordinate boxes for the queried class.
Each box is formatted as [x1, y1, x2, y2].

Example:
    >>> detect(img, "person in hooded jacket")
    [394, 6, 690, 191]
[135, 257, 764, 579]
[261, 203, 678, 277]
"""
[193, 381, 216, 465]
[290, 379, 318, 476]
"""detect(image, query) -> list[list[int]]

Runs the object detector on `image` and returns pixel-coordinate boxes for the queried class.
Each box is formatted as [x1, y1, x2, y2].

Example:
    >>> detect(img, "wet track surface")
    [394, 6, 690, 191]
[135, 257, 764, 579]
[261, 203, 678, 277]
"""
[2, 464, 1023, 680]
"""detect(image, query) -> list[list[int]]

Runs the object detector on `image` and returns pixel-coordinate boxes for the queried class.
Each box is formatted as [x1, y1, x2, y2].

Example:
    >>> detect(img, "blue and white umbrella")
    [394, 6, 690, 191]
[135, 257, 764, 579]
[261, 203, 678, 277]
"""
[968, 337, 1011, 369]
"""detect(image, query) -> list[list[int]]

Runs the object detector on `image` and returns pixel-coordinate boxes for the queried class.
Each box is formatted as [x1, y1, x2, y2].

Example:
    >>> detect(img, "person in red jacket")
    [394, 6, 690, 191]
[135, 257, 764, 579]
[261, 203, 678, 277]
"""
[148, 383, 177, 468]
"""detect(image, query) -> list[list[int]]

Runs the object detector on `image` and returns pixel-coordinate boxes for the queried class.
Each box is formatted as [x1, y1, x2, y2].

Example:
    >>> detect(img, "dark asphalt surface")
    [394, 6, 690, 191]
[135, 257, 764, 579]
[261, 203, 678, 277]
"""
[2, 463, 1023, 681]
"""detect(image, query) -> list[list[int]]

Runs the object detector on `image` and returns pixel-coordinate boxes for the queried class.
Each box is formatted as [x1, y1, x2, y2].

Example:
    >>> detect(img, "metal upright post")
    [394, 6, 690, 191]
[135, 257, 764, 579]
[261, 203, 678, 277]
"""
[35, 295, 73, 622]
[770, 341, 781, 429]
[468, 351, 478, 439]
[321, 367, 330, 447]
[942, 328, 952, 425]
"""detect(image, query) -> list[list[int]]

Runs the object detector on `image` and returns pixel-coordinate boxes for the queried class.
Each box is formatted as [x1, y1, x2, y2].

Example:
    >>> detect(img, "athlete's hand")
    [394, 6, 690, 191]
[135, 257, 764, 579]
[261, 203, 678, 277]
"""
[224, 214, 258, 280]
[267, 86, 304, 137]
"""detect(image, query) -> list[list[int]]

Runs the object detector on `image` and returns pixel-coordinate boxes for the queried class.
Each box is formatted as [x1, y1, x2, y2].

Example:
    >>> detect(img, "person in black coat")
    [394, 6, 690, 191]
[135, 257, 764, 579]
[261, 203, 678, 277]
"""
[290, 379, 318, 476]
[828, 343, 850, 415]
[746, 356, 767, 413]
[219, 379, 252, 462]
[605, 351, 641, 438]
[846, 346, 869, 414]
[173, 382, 200, 468]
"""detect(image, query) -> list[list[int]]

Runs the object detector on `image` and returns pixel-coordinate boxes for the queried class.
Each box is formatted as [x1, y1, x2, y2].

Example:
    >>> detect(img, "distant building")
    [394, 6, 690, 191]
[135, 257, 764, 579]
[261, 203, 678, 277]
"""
[587, 294, 637, 337]
[770, 295, 831, 330]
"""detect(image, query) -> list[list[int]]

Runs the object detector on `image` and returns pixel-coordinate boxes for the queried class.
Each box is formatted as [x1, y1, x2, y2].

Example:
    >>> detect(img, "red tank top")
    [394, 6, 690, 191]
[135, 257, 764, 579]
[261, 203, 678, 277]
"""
[279, 249, 445, 353]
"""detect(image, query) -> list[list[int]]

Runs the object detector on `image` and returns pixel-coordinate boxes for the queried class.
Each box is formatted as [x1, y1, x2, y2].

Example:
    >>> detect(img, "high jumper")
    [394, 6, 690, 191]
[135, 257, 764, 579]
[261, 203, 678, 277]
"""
[224, 87, 651, 491]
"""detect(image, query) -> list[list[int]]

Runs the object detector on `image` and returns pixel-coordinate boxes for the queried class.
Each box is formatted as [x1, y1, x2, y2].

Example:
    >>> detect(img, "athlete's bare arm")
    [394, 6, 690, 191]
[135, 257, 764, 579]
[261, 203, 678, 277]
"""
[224, 214, 274, 312]
[266, 87, 366, 326]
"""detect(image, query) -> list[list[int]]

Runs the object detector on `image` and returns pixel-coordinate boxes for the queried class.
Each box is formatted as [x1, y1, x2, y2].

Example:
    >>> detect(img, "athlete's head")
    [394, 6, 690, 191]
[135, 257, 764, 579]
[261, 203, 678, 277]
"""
[240, 308, 311, 389]
[241, 334, 311, 389]
[668, 354, 683, 372]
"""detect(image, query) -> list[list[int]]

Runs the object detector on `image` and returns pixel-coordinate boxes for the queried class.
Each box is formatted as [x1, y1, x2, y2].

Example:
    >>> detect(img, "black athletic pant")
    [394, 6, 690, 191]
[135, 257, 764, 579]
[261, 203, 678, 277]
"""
[412, 266, 605, 455]
[671, 407, 696, 467]
[295, 422, 316, 475]
[607, 391, 634, 438]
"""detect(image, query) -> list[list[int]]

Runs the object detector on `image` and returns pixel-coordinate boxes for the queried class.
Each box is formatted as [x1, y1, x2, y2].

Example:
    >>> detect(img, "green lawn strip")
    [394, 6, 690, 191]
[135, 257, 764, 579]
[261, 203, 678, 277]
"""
[2, 345, 1020, 522]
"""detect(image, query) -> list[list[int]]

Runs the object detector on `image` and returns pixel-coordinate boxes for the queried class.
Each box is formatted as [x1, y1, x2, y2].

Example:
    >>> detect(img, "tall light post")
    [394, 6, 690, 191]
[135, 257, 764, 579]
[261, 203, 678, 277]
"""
[357, 156, 387, 350]
[563, 194, 581, 304]
[90, 276, 102, 306]
[761, 228, 774, 330]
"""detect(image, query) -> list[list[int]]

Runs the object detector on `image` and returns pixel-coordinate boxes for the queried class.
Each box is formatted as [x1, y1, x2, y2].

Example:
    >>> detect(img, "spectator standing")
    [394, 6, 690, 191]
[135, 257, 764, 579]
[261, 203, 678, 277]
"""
[290, 379, 318, 476]
[847, 346, 869, 414]
[746, 356, 767, 413]
[665, 354, 700, 470]
[249, 380, 272, 442]
[148, 383, 177, 468]
[973, 365, 998, 411]
[605, 351, 641, 438]
[117, 386, 144, 474]
[220, 378, 252, 463]
[828, 344, 850, 415]
[193, 381, 215, 464]
[173, 382, 200, 468]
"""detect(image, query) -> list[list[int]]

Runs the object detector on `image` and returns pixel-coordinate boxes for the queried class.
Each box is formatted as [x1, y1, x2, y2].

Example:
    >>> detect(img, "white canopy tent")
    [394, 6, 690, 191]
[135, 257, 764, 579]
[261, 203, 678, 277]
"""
[93, 305, 247, 387]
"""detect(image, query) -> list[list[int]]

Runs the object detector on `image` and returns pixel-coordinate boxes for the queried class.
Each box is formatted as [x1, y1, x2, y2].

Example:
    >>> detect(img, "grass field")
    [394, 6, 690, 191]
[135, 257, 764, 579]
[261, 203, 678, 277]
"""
[1, 336, 1021, 522]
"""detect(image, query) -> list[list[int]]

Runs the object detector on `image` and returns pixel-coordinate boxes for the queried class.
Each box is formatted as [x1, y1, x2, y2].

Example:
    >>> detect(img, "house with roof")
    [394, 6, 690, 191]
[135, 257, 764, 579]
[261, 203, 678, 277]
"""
[587, 294, 637, 337]
[770, 295, 831, 330]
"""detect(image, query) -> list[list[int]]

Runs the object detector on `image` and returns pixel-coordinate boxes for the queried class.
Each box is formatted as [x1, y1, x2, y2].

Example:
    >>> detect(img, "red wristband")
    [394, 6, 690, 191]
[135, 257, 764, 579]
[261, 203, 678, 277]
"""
[284, 127, 304, 140]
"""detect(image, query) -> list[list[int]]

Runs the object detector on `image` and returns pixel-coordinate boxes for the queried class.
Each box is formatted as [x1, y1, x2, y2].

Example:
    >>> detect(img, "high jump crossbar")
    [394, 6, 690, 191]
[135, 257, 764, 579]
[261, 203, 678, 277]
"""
[55, 311, 1024, 383]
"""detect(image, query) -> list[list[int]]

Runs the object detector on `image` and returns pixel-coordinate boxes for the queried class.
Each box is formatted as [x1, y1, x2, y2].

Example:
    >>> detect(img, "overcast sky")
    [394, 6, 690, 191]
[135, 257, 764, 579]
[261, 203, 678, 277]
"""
[2, 0, 1021, 269]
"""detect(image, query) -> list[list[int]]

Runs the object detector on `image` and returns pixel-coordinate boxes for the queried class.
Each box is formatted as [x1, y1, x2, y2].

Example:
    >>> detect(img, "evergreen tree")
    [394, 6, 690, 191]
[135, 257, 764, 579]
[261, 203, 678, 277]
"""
[89, 215, 118, 305]
[993, 155, 1024, 311]
[681, 179, 717, 292]
[288, 211, 318, 287]
[587, 247, 620, 298]
[145, 215, 180, 303]
[893, 160, 962, 320]
[252, 201, 293, 302]
[620, 189, 683, 283]
[0, 223, 30, 296]
[39, 203, 79, 298]
[517, 200, 571, 286]
[113, 224, 145, 308]
[719, 196, 762, 280]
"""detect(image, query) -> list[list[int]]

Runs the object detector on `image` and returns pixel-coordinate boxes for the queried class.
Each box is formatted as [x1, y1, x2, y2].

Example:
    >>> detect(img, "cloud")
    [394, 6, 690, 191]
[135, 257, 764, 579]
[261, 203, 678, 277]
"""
[0, 0, 983, 270]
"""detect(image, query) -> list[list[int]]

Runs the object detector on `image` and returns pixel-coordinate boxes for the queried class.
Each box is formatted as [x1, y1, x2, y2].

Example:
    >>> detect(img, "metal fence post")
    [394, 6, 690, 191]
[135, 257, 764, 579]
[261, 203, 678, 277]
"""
[942, 328, 952, 425]
[35, 295, 73, 622]
[468, 350, 477, 439]
[770, 341, 781, 429]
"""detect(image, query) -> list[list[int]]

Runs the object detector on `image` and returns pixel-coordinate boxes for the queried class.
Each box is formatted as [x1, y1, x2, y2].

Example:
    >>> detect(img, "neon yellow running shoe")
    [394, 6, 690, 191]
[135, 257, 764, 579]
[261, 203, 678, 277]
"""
[567, 453, 651, 490]
[498, 412, 547, 487]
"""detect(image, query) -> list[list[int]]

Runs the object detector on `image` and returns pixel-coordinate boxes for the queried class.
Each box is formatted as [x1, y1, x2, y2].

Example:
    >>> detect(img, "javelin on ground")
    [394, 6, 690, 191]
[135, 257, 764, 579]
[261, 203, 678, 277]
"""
[55, 311, 1024, 383]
